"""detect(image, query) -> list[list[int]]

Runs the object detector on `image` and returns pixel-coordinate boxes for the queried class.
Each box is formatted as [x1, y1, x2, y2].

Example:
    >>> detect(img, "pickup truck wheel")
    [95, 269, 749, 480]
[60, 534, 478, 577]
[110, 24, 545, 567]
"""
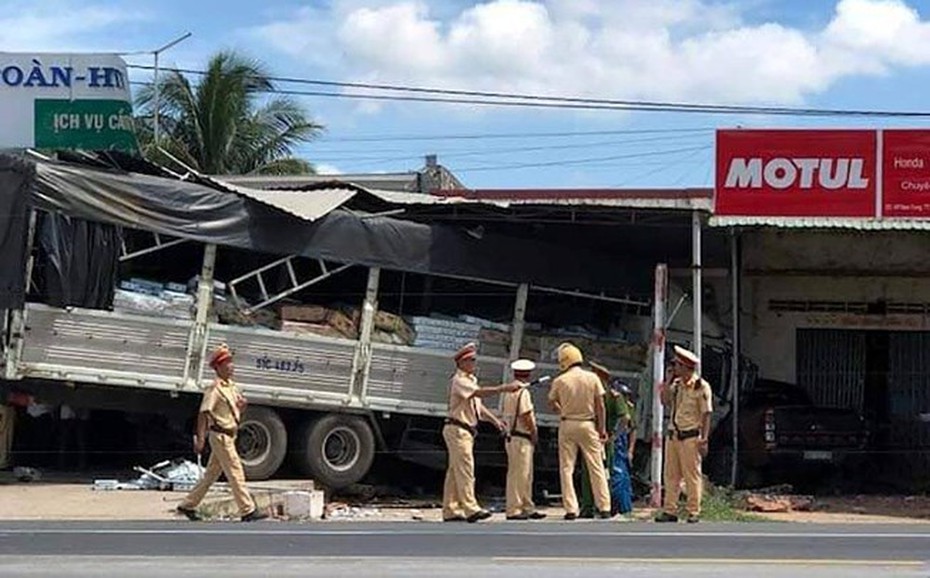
[294, 414, 376, 490]
[237, 406, 287, 480]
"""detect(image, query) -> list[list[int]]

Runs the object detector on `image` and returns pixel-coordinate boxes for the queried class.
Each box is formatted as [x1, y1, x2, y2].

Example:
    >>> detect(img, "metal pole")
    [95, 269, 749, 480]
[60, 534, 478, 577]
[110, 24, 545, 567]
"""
[650, 264, 668, 508]
[692, 211, 703, 373]
[184, 243, 217, 389]
[502, 283, 529, 384]
[150, 32, 192, 145]
[729, 229, 741, 487]
[153, 50, 159, 144]
[4, 209, 38, 381]
[353, 267, 381, 403]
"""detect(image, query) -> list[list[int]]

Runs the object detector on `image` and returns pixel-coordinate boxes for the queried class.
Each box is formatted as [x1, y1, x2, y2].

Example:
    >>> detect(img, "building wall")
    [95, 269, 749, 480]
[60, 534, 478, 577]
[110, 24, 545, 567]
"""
[739, 229, 930, 384]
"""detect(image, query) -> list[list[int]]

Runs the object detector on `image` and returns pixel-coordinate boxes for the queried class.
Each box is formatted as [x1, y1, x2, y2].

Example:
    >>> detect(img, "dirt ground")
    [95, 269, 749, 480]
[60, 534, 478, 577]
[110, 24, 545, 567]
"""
[1, 480, 929, 523]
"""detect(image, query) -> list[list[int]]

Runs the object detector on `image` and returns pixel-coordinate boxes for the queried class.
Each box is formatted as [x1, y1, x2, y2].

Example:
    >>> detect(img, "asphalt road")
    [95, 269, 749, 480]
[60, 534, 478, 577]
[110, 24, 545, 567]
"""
[1, 521, 928, 577]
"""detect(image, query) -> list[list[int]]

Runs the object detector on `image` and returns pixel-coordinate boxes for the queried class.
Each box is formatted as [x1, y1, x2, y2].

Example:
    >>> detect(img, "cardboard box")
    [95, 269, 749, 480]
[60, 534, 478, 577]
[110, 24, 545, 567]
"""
[280, 304, 330, 324]
[479, 328, 510, 346]
[280, 320, 345, 339]
[328, 310, 359, 339]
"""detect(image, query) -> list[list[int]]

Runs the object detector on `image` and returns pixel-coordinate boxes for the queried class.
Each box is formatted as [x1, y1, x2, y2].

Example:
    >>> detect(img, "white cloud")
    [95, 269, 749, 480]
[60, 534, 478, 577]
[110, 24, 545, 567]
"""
[0, 1, 147, 52]
[251, 0, 930, 105]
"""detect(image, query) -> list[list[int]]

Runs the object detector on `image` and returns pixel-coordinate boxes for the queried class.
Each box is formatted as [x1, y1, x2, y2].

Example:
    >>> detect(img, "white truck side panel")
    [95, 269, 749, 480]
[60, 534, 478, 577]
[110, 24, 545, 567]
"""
[18, 304, 190, 390]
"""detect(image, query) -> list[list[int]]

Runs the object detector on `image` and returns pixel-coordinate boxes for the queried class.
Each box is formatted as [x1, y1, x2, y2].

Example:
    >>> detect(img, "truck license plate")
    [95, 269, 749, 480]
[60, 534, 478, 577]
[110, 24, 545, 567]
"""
[803, 450, 833, 461]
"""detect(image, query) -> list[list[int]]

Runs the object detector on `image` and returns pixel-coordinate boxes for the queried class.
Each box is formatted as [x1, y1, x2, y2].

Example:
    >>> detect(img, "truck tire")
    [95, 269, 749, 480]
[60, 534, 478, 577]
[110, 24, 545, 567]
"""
[236, 406, 287, 480]
[294, 414, 376, 489]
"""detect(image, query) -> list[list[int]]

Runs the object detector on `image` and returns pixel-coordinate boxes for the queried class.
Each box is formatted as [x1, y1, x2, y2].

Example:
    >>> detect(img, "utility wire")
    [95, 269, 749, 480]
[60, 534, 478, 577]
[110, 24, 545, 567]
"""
[307, 132, 713, 163]
[455, 145, 712, 172]
[127, 64, 930, 118]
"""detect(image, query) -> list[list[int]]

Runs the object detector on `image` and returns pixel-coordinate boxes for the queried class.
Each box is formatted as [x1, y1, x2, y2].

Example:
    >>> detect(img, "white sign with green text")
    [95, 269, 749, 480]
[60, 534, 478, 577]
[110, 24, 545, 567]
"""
[0, 53, 137, 152]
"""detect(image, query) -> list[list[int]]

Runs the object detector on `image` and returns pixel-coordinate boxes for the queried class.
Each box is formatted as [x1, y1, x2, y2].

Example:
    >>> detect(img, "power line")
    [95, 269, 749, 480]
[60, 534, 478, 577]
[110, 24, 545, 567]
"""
[307, 132, 714, 163]
[455, 145, 712, 172]
[315, 127, 716, 143]
[127, 64, 930, 118]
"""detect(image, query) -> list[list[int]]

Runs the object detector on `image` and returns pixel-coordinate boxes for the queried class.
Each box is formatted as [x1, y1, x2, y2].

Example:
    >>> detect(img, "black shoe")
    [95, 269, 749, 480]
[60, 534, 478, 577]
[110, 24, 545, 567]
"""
[578, 509, 595, 519]
[686, 514, 700, 524]
[528, 512, 547, 520]
[596, 510, 613, 520]
[654, 512, 679, 523]
[443, 516, 467, 522]
[176, 505, 199, 521]
[506, 514, 529, 521]
[466, 510, 492, 523]
[563, 512, 578, 521]
[241, 509, 269, 522]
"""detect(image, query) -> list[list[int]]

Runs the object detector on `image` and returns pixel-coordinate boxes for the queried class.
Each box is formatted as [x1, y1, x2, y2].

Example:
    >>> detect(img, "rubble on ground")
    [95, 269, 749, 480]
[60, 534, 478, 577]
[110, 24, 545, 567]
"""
[93, 458, 202, 491]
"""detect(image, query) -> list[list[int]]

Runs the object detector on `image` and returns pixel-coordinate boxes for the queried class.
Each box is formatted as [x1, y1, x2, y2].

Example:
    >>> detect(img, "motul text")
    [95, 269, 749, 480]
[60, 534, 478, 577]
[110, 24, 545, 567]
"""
[723, 158, 870, 190]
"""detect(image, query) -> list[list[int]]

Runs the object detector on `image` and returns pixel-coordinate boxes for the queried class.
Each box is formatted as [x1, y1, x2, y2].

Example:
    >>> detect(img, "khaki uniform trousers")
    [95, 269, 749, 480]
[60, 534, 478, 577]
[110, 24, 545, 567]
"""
[663, 437, 703, 516]
[442, 424, 482, 518]
[180, 431, 256, 517]
[558, 420, 610, 515]
[505, 436, 536, 517]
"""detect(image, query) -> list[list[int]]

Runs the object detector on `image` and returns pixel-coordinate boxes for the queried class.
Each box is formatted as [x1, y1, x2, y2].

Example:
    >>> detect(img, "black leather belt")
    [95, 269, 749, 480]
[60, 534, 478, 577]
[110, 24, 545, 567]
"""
[560, 417, 595, 422]
[509, 431, 534, 442]
[445, 418, 477, 437]
[210, 425, 237, 436]
[670, 429, 700, 441]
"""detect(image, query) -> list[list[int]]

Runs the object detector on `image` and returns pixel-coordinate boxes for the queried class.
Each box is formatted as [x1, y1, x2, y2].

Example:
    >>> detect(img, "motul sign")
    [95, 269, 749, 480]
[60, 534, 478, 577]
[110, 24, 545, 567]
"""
[723, 158, 869, 190]
[715, 130, 877, 217]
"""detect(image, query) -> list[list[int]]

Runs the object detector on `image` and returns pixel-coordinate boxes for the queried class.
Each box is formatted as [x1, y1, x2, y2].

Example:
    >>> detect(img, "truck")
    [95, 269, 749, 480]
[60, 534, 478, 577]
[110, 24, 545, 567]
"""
[0, 153, 653, 489]
[706, 378, 869, 488]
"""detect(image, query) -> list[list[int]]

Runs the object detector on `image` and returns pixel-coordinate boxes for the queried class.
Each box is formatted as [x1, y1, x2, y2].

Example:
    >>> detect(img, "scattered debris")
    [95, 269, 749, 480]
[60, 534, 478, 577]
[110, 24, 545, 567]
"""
[745, 493, 814, 513]
[93, 459, 203, 491]
[13, 467, 41, 483]
[324, 501, 382, 520]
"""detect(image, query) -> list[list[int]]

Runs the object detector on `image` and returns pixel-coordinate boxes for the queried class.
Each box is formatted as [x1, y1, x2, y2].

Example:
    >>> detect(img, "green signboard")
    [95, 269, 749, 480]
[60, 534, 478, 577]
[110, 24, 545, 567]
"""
[34, 99, 138, 152]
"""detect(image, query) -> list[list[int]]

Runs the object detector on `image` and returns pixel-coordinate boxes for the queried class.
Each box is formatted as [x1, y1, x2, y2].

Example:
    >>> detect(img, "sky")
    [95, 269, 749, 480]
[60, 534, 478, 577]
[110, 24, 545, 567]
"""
[4, 0, 930, 189]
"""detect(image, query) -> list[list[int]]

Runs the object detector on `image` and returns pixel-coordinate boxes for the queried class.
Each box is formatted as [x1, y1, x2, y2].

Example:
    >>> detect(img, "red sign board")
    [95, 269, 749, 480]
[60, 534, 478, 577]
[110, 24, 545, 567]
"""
[715, 130, 877, 218]
[882, 130, 930, 218]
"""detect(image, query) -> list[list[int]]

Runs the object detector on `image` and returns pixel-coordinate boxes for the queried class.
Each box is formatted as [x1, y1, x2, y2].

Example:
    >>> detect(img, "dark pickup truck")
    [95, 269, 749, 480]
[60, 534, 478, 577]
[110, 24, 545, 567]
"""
[708, 379, 869, 488]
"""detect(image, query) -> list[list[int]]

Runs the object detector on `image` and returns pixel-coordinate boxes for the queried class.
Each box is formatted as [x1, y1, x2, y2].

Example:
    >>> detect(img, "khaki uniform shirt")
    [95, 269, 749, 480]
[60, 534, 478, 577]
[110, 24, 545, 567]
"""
[502, 381, 533, 435]
[549, 367, 605, 421]
[670, 375, 713, 432]
[448, 370, 484, 427]
[199, 378, 242, 431]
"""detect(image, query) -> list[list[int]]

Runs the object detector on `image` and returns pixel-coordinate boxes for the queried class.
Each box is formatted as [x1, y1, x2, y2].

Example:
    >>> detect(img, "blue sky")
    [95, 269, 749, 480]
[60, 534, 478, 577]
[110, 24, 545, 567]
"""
[4, 0, 930, 188]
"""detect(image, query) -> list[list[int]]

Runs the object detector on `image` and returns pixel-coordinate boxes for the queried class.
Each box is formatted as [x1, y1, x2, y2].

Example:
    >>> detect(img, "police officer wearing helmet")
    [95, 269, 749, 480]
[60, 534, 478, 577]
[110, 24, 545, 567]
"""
[177, 344, 268, 522]
[548, 343, 611, 520]
[655, 345, 713, 524]
[502, 358, 546, 521]
[443, 342, 520, 523]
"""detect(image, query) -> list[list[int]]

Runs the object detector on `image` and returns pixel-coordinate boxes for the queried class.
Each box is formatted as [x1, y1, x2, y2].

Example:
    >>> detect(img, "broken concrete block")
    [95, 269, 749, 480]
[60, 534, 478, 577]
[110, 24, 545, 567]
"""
[282, 491, 324, 520]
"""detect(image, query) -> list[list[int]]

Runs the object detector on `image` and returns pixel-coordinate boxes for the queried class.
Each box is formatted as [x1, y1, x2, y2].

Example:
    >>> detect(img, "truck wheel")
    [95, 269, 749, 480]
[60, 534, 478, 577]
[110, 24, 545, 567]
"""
[237, 406, 287, 480]
[294, 414, 376, 489]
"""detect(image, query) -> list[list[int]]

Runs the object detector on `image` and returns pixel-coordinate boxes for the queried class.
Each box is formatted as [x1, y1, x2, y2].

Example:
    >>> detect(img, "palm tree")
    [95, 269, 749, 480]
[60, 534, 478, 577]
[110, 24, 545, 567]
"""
[135, 51, 323, 175]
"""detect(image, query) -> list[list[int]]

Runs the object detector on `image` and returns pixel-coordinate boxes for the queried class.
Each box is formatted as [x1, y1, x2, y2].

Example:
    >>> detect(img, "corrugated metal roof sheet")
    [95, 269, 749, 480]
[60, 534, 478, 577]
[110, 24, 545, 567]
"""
[434, 188, 714, 210]
[200, 177, 359, 222]
[709, 215, 930, 230]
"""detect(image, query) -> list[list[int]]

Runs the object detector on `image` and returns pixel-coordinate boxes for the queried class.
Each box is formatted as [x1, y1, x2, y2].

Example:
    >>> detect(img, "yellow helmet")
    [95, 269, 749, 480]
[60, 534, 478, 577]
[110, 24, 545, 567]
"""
[558, 343, 583, 371]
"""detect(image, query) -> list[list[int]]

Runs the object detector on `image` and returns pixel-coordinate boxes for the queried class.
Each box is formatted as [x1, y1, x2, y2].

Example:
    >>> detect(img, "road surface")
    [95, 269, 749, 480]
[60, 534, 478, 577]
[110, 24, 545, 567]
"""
[0, 521, 927, 577]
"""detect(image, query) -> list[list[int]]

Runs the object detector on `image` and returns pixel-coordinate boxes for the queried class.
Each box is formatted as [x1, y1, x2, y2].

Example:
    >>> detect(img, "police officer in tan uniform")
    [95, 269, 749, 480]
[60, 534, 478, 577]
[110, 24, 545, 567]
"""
[177, 344, 268, 522]
[443, 342, 519, 523]
[655, 345, 713, 524]
[548, 343, 611, 520]
[502, 359, 546, 521]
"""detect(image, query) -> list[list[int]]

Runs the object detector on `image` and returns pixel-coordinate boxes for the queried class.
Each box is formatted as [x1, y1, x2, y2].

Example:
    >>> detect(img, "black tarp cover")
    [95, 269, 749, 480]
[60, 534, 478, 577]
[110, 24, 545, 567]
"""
[0, 156, 32, 308]
[0, 156, 648, 306]
[38, 213, 121, 309]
